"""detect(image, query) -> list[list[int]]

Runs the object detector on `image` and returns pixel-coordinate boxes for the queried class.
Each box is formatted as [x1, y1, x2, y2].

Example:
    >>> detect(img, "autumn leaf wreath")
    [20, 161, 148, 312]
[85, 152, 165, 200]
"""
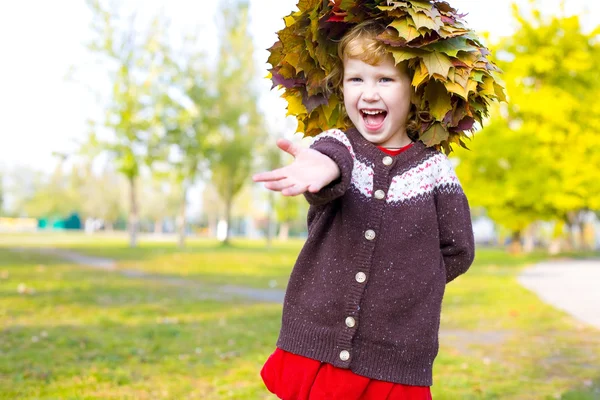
[267, 0, 506, 153]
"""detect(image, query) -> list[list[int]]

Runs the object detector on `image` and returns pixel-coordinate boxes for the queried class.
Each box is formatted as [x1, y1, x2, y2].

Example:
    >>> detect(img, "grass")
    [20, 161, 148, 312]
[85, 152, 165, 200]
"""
[0, 232, 599, 399]
[1, 232, 300, 289]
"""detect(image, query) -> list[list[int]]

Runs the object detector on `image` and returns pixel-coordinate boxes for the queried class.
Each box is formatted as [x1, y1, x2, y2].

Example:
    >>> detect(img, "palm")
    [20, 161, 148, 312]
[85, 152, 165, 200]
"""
[253, 139, 341, 196]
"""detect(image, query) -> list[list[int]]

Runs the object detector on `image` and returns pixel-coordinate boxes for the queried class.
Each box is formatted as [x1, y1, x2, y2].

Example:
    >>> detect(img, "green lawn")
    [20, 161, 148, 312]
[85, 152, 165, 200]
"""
[0, 233, 599, 399]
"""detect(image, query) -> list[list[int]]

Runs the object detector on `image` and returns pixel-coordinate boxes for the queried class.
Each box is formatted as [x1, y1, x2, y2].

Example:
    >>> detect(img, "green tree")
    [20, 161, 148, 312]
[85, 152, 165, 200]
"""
[139, 175, 182, 234]
[210, 1, 265, 245]
[84, 0, 168, 247]
[21, 161, 80, 220]
[159, 39, 218, 247]
[77, 165, 126, 230]
[455, 4, 600, 250]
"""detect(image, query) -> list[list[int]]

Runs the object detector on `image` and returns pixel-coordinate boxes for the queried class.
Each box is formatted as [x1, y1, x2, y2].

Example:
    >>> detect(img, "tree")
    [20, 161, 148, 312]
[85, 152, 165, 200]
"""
[139, 175, 182, 233]
[77, 166, 126, 230]
[159, 37, 218, 247]
[455, 3, 600, 251]
[210, 1, 265, 245]
[21, 161, 80, 220]
[83, 0, 168, 247]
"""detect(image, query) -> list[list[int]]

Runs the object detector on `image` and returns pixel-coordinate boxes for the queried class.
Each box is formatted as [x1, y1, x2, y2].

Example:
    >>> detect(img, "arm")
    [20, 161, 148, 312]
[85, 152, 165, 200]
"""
[434, 157, 475, 283]
[302, 134, 354, 206]
[253, 131, 354, 206]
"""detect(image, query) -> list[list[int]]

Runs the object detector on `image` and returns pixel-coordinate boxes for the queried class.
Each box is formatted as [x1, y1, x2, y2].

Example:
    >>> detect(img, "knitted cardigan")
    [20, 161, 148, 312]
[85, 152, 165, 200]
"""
[276, 127, 475, 386]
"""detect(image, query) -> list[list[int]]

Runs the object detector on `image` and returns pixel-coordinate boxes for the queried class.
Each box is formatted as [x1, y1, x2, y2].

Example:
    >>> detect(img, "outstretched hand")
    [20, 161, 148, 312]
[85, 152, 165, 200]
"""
[253, 138, 341, 196]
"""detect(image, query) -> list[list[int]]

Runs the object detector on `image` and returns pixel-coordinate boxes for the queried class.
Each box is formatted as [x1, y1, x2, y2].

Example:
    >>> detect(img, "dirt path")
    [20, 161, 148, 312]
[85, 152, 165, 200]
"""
[518, 259, 600, 329]
[9, 247, 285, 303]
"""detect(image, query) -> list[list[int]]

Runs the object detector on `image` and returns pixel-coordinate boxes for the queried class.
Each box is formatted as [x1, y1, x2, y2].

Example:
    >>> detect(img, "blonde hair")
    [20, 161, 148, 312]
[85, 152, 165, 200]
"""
[326, 20, 419, 139]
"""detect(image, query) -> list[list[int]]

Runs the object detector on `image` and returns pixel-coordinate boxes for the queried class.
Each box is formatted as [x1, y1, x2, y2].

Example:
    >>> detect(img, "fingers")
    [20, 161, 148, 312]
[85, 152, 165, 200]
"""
[282, 184, 310, 196]
[252, 168, 286, 182]
[263, 178, 295, 192]
[276, 138, 301, 158]
[306, 183, 324, 193]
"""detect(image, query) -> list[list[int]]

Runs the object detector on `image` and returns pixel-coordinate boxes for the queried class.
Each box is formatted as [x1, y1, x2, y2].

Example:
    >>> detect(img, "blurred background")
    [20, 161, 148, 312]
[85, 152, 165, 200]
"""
[1, 0, 599, 399]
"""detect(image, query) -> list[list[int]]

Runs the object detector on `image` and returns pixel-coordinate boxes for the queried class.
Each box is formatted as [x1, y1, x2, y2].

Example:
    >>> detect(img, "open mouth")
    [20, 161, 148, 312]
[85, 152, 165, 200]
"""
[361, 109, 387, 130]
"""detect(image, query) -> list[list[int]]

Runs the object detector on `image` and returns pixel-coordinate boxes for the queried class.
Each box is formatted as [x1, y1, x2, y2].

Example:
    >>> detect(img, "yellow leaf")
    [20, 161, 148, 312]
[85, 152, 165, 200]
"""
[480, 75, 495, 97]
[284, 93, 307, 116]
[421, 122, 449, 146]
[296, 117, 305, 133]
[412, 62, 429, 88]
[389, 18, 422, 42]
[444, 80, 468, 100]
[494, 83, 507, 102]
[425, 80, 453, 120]
[421, 52, 453, 79]
[391, 48, 426, 64]
[407, 8, 437, 30]
[284, 16, 296, 27]
[321, 96, 339, 121]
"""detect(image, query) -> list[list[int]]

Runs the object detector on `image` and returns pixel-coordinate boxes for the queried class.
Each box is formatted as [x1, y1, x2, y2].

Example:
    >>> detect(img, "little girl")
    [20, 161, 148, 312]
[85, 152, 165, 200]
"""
[253, 19, 475, 400]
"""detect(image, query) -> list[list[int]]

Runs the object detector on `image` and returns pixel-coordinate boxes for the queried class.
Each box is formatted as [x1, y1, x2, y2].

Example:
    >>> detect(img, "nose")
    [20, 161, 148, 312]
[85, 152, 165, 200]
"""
[362, 83, 380, 102]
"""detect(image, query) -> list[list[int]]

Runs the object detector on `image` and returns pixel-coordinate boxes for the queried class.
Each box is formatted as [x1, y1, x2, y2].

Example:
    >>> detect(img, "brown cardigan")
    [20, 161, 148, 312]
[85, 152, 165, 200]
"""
[276, 128, 475, 386]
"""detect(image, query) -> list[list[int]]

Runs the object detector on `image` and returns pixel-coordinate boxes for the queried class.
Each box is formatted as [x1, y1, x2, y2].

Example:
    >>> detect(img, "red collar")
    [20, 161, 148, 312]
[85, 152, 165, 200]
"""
[377, 142, 414, 156]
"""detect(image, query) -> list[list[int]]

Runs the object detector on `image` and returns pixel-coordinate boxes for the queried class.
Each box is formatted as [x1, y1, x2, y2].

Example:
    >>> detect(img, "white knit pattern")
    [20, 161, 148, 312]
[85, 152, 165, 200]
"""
[313, 129, 374, 198]
[387, 153, 461, 203]
[312, 130, 461, 203]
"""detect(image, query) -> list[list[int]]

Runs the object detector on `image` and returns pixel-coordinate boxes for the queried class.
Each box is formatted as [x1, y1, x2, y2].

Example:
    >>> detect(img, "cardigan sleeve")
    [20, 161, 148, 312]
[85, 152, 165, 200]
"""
[303, 131, 354, 206]
[434, 156, 475, 283]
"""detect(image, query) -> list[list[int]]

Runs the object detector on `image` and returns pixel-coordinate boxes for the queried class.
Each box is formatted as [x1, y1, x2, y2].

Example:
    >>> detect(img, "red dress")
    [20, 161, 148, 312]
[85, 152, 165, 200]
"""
[261, 143, 432, 400]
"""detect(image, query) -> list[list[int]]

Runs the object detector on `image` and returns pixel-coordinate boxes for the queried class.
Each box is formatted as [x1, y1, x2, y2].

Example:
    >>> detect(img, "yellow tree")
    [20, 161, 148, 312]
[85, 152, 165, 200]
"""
[456, 4, 600, 250]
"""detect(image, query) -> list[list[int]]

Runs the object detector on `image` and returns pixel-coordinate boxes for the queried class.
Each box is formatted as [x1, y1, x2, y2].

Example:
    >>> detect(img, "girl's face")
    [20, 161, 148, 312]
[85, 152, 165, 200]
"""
[342, 56, 412, 148]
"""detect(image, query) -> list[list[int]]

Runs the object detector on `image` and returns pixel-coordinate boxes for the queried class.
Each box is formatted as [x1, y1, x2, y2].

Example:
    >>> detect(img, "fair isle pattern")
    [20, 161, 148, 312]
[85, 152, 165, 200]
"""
[387, 153, 461, 204]
[312, 129, 374, 198]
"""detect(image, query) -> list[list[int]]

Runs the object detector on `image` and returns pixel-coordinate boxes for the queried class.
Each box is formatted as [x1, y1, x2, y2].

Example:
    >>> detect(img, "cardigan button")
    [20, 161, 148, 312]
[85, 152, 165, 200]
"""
[355, 272, 366, 283]
[364, 230, 376, 240]
[339, 350, 350, 361]
[374, 190, 385, 200]
[345, 316, 356, 328]
[382, 156, 393, 166]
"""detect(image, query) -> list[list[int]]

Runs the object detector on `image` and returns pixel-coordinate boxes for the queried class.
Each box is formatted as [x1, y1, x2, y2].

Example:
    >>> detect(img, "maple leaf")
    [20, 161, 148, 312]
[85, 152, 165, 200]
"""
[389, 18, 422, 42]
[421, 52, 453, 79]
[425, 80, 453, 120]
[421, 122, 449, 146]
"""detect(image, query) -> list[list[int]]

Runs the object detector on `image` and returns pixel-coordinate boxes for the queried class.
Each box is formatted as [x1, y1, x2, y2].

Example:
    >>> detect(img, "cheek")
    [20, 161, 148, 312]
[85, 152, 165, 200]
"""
[342, 87, 358, 110]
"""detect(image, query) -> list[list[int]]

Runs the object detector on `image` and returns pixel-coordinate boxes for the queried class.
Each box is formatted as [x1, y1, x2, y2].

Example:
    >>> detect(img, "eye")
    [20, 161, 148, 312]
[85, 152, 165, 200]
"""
[346, 77, 362, 83]
[380, 77, 393, 83]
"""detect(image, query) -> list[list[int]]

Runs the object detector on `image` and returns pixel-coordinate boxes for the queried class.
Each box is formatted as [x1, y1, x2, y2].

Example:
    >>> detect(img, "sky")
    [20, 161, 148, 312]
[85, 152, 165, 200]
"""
[0, 0, 599, 173]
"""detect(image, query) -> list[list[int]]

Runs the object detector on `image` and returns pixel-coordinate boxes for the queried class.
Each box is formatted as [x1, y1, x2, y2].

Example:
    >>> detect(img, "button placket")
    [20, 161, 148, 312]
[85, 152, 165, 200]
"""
[336, 150, 393, 365]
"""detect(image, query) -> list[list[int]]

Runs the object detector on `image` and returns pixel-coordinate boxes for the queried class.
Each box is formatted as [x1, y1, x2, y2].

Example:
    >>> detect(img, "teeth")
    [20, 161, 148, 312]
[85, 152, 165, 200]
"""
[362, 110, 385, 115]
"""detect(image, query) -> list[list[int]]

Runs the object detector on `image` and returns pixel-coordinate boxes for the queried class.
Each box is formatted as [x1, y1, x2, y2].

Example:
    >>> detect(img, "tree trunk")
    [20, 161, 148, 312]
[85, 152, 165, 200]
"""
[278, 222, 290, 241]
[523, 223, 536, 253]
[128, 176, 138, 248]
[154, 219, 162, 234]
[223, 196, 232, 245]
[507, 230, 522, 254]
[177, 186, 187, 249]
[208, 213, 217, 238]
